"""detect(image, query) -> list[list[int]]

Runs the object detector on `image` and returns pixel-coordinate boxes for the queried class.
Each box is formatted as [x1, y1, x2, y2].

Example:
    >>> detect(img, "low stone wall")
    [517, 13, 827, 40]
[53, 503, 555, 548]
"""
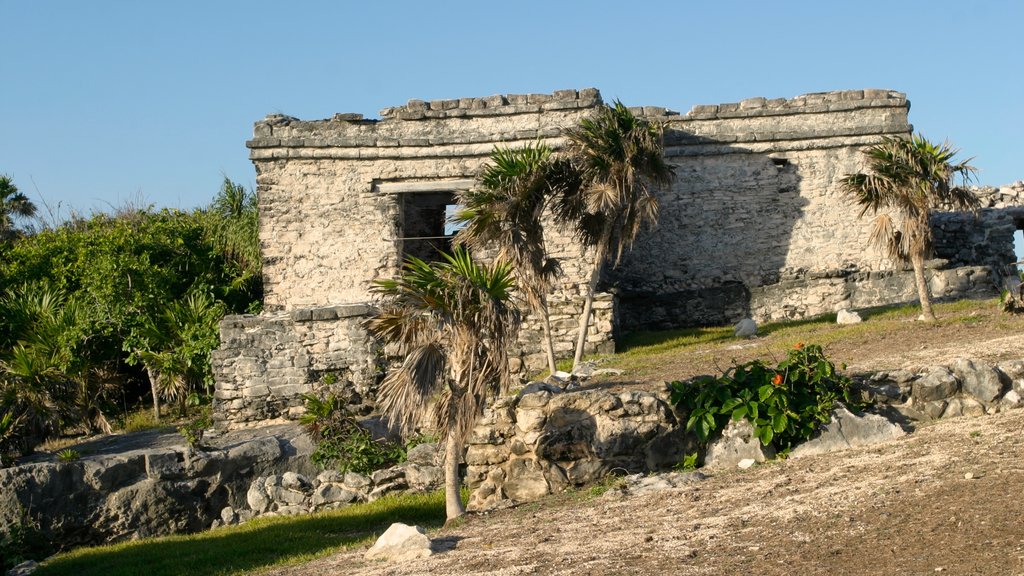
[465, 386, 693, 512]
[221, 443, 442, 528]
[211, 304, 378, 429]
[859, 358, 1024, 420]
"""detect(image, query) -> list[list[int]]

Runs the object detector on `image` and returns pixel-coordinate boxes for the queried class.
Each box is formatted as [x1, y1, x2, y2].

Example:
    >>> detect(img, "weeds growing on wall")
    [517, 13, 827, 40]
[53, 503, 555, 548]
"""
[300, 393, 405, 475]
[669, 344, 865, 452]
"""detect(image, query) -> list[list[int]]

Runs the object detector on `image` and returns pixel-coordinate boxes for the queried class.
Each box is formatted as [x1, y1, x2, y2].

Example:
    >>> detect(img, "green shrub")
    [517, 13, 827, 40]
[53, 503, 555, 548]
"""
[300, 393, 405, 475]
[56, 448, 80, 462]
[669, 343, 864, 452]
[178, 405, 212, 448]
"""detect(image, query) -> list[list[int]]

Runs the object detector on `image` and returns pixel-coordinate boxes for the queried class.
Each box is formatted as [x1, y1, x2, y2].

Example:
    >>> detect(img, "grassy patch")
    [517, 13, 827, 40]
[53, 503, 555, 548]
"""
[33, 491, 446, 576]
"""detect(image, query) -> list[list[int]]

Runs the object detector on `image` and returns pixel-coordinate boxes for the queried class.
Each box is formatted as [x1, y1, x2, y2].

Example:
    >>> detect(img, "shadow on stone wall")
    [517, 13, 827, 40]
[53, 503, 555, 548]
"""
[610, 129, 808, 332]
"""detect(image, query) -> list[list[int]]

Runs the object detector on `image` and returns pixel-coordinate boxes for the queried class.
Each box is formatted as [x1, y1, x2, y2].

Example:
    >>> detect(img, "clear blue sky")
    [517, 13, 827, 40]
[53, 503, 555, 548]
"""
[2, 0, 1021, 219]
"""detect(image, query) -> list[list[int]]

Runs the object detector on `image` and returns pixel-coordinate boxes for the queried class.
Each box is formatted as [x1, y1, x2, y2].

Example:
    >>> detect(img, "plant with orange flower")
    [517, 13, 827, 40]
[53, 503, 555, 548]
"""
[669, 344, 865, 454]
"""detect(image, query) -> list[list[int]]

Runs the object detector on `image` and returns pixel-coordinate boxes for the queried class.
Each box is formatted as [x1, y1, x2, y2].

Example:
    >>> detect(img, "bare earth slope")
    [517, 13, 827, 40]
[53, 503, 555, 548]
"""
[273, 301, 1024, 576]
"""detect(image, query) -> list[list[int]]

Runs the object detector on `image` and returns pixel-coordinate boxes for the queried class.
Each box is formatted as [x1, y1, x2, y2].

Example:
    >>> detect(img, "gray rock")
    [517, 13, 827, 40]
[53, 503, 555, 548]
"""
[247, 477, 271, 512]
[316, 469, 344, 484]
[144, 449, 184, 480]
[343, 472, 371, 493]
[1000, 389, 1023, 409]
[368, 480, 407, 502]
[371, 467, 404, 485]
[517, 381, 563, 398]
[912, 368, 959, 402]
[403, 463, 443, 491]
[836, 309, 862, 324]
[405, 443, 439, 466]
[281, 471, 311, 492]
[364, 523, 433, 562]
[790, 405, 905, 458]
[952, 359, 1007, 406]
[733, 318, 757, 338]
[704, 419, 775, 469]
[625, 471, 706, 496]
[7, 560, 38, 576]
[311, 483, 358, 507]
[220, 506, 238, 525]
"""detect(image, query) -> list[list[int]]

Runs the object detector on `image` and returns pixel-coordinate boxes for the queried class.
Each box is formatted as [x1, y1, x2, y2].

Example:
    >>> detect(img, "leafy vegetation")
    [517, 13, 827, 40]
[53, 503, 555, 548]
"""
[670, 344, 864, 452]
[453, 142, 569, 374]
[300, 393, 405, 475]
[0, 176, 261, 463]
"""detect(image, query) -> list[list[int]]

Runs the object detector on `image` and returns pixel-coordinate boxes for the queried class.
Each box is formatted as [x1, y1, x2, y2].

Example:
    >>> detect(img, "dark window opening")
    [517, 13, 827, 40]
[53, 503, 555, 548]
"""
[771, 157, 790, 167]
[398, 192, 464, 263]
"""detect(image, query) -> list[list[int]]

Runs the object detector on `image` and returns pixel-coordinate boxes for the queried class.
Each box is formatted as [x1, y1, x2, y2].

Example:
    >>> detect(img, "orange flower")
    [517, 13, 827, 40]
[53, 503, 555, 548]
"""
[772, 374, 784, 386]
[795, 342, 804, 350]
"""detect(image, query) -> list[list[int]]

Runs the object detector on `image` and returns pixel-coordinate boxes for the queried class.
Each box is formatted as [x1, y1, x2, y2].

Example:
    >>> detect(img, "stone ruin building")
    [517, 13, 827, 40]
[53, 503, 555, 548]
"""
[211, 87, 1024, 429]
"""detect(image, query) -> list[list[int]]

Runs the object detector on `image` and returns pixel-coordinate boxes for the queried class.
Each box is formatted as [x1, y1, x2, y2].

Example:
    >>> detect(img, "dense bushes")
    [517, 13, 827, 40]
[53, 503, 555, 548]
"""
[670, 344, 864, 453]
[0, 178, 261, 463]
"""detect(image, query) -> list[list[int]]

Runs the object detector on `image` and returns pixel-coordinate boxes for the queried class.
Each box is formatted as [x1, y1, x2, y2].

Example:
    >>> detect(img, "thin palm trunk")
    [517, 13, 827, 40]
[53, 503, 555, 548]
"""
[443, 427, 466, 521]
[572, 238, 609, 370]
[911, 251, 935, 321]
[146, 366, 161, 422]
[539, 305, 557, 374]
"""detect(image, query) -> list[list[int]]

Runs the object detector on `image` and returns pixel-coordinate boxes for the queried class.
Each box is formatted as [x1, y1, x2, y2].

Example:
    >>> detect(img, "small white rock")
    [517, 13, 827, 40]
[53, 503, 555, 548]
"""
[964, 472, 975, 480]
[836, 309, 863, 324]
[737, 458, 756, 470]
[365, 523, 433, 562]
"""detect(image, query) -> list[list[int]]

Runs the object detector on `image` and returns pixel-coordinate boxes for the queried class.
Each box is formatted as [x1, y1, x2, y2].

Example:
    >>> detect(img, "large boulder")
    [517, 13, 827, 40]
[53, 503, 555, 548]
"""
[951, 359, 1007, 407]
[790, 405, 905, 459]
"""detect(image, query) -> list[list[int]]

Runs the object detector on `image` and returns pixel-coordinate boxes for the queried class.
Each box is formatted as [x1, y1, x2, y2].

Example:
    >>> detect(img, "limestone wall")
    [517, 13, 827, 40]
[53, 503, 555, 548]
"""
[211, 304, 378, 428]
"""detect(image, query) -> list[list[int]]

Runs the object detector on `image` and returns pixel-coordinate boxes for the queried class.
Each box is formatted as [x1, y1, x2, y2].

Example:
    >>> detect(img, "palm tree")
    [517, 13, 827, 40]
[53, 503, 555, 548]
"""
[557, 101, 674, 369]
[0, 175, 37, 241]
[452, 143, 563, 374]
[365, 247, 520, 521]
[126, 290, 225, 420]
[841, 134, 979, 321]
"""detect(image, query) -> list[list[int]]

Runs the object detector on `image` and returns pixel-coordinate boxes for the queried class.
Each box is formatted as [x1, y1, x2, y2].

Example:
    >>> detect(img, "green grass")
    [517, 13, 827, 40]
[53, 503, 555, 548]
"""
[34, 491, 447, 576]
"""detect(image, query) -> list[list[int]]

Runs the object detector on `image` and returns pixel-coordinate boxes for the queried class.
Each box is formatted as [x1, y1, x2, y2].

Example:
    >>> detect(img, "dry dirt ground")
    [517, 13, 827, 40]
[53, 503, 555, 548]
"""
[269, 300, 1024, 576]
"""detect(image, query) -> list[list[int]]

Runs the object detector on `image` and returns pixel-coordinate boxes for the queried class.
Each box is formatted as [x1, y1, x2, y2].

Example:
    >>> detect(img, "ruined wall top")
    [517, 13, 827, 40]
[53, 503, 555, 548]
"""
[246, 88, 909, 155]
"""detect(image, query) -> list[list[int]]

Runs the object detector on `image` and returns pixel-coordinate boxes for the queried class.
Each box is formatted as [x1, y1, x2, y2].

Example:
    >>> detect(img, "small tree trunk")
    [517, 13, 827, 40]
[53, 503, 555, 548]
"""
[912, 251, 936, 321]
[539, 304, 557, 374]
[443, 431, 465, 522]
[572, 241, 609, 371]
[146, 366, 161, 422]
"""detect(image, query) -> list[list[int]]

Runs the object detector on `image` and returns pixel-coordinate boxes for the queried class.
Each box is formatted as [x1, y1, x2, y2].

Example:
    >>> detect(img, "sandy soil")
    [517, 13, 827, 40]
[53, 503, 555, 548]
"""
[269, 301, 1024, 576]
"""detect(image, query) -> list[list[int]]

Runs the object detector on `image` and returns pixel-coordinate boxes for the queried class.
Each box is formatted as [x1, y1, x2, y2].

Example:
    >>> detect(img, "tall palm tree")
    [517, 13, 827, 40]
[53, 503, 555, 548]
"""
[452, 143, 563, 374]
[0, 175, 37, 241]
[557, 101, 674, 369]
[841, 134, 979, 321]
[365, 247, 520, 521]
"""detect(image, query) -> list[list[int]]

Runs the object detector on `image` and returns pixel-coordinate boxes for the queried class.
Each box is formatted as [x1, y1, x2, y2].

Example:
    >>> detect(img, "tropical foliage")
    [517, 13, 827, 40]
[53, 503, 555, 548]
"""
[841, 134, 979, 321]
[669, 344, 864, 454]
[0, 175, 37, 242]
[452, 143, 571, 373]
[365, 247, 520, 520]
[557, 100, 674, 368]
[0, 177, 261, 462]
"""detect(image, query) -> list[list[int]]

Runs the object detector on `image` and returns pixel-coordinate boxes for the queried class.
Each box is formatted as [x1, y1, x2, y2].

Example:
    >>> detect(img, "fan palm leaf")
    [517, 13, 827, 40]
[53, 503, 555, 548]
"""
[841, 134, 979, 321]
